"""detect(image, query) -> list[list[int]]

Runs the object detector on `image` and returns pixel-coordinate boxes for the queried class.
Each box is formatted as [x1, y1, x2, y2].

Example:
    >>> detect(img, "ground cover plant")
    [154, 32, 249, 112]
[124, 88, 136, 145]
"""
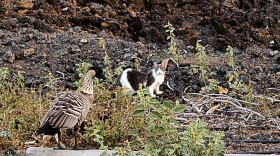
[0, 1, 280, 153]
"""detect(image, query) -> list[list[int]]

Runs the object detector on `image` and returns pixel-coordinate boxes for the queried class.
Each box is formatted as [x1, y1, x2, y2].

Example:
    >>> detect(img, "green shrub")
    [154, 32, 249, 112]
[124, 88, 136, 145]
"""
[0, 69, 54, 149]
[84, 84, 225, 156]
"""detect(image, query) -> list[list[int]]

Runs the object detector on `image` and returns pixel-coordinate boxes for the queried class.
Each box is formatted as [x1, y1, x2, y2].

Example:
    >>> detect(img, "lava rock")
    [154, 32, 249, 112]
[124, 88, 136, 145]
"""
[269, 50, 279, 57]
[0, 18, 18, 30]
[23, 48, 35, 57]
[3, 50, 15, 63]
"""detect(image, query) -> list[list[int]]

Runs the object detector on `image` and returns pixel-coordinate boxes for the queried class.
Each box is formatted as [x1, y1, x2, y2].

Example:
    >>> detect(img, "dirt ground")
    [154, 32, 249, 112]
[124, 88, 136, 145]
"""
[0, 0, 279, 154]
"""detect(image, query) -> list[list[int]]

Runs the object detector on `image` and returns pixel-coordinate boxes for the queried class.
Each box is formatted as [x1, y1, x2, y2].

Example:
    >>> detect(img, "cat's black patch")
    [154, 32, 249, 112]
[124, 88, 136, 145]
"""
[127, 70, 154, 90]
[147, 70, 155, 87]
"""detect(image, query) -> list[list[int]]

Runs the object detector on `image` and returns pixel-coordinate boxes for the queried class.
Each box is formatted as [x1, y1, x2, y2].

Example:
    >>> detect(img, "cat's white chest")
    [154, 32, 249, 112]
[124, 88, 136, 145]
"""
[153, 71, 165, 84]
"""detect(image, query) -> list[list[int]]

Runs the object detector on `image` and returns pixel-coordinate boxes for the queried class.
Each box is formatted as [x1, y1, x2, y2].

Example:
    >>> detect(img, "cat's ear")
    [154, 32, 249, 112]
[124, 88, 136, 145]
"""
[153, 62, 158, 68]
[160, 58, 169, 70]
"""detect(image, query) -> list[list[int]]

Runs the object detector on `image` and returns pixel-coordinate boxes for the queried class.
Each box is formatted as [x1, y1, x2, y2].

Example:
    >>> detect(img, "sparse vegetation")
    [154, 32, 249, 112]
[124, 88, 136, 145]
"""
[0, 69, 55, 150]
[83, 84, 225, 155]
[98, 37, 123, 84]
[75, 62, 93, 89]
[195, 40, 209, 84]
[164, 22, 183, 63]
[226, 46, 246, 94]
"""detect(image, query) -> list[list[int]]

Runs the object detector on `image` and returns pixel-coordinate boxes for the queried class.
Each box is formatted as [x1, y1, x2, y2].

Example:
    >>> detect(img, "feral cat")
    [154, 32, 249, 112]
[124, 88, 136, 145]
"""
[118, 59, 169, 97]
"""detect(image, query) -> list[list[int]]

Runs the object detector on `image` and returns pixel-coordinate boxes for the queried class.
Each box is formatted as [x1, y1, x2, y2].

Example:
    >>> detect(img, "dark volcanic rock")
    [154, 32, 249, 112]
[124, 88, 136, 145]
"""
[2, 49, 15, 63]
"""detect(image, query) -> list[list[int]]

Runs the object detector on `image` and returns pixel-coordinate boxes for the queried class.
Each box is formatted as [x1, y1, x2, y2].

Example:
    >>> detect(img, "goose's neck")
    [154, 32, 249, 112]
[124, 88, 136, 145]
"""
[80, 74, 94, 95]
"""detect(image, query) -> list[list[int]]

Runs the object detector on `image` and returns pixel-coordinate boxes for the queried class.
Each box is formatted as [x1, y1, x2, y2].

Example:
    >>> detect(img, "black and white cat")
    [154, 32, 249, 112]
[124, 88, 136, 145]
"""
[118, 59, 169, 97]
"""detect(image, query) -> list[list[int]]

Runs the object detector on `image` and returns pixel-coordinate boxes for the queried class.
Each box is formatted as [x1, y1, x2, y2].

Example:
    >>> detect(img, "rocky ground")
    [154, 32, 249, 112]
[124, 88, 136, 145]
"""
[0, 0, 279, 154]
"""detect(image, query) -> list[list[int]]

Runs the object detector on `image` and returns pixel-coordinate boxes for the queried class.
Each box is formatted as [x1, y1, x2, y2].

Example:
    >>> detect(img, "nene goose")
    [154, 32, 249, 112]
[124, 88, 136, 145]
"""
[37, 66, 104, 149]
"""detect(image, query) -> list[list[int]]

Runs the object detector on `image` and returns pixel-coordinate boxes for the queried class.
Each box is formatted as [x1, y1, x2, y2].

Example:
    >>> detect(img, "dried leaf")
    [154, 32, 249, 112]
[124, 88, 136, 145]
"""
[219, 87, 229, 94]
[206, 104, 220, 115]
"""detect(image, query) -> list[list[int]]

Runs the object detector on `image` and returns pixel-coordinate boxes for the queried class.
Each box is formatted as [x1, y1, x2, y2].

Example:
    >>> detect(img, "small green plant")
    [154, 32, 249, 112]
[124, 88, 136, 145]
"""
[0, 68, 11, 89]
[98, 37, 114, 83]
[84, 86, 143, 148]
[128, 84, 224, 156]
[0, 70, 54, 149]
[16, 71, 25, 88]
[190, 65, 199, 75]
[226, 46, 246, 93]
[44, 72, 57, 91]
[195, 40, 209, 83]
[133, 57, 141, 71]
[164, 22, 183, 62]
[178, 120, 224, 156]
[75, 62, 92, 89]
[98, 37, 123, 84]
[201, 79, 220, 93]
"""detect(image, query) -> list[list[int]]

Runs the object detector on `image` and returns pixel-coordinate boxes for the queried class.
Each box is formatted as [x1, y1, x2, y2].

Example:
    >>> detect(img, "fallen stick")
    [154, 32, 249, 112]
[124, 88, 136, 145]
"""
[166, 81, 174, 91]
[213, 99, 264, 118]
[168, 57, 180, 68]
[184, 93, 264, 118]
[182, 96, 202, 115]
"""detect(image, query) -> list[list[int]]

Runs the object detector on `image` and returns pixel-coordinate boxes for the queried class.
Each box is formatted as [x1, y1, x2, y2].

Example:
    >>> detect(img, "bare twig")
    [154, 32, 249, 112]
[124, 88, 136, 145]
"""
[183, 86, 190, 93]
[56, 71, 65, 79]
[182, 96, 202, 115]
[211, 99, 264, 118]
[178, 113, 198, 117]
[175, 117, 190, 122]
[166, 81, 174, 91]
[225, 139, 280, 144]
[266, 88, 280, 92]
[254, 95, 280, 103]
[168, 57, 180, 68]
[184, 93, 264, 118]
[187, 93, 259, 106]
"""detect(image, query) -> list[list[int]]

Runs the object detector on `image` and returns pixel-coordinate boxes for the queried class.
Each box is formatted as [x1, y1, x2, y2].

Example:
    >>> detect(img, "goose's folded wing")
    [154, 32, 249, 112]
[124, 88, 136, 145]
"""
[47, 93, 88, 129]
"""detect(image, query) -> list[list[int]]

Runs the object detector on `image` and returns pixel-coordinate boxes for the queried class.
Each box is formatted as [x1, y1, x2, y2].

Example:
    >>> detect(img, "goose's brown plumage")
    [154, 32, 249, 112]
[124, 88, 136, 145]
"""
[37, 68, 101, 149]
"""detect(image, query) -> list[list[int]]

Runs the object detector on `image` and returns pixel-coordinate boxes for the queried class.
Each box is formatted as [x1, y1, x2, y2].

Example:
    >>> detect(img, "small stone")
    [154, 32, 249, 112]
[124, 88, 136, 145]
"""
[0, 31, 4, 38]
[23, 48, 35, 57]
[254, 66, 263, 72]
[80, 39, 88, 43]
[3, 50, 15, 63]
[276, 72, 280, 76]
[17, 0, 34, 9]
[255, 74, 264, 81]
[21, 28, 28, 34]
[0, 18, 18, 30]
[73, 26, 82, 32]
[269, 50, 279, 57]
[61, 7, 69, 11]
[70, 45, 81, 53]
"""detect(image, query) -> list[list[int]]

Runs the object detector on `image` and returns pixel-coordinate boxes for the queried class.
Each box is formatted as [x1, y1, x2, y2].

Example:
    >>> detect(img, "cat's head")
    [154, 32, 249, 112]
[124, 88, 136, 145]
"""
[153, 58, 169, 75]
[154, 63, 166, 75]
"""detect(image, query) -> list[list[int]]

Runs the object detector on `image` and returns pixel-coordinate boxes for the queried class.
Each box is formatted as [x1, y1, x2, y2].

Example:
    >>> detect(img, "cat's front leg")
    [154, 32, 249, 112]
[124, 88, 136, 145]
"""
[148, 87, 156, 98]
[155, 84, 163, 95]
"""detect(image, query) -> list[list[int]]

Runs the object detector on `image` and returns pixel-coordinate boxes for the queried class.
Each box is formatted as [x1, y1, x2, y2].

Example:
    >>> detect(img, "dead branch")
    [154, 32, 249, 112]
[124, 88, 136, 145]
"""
[182, 96, 202, 115]
[254, 95, 280, 103]
[184, 93, 265, 118]
[166, 81, 174, 91]
[178, 113, 198, 117]
[183, 86, 190, 93]
[209, 99, 264, 118]
[168, 57, 180, 68]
